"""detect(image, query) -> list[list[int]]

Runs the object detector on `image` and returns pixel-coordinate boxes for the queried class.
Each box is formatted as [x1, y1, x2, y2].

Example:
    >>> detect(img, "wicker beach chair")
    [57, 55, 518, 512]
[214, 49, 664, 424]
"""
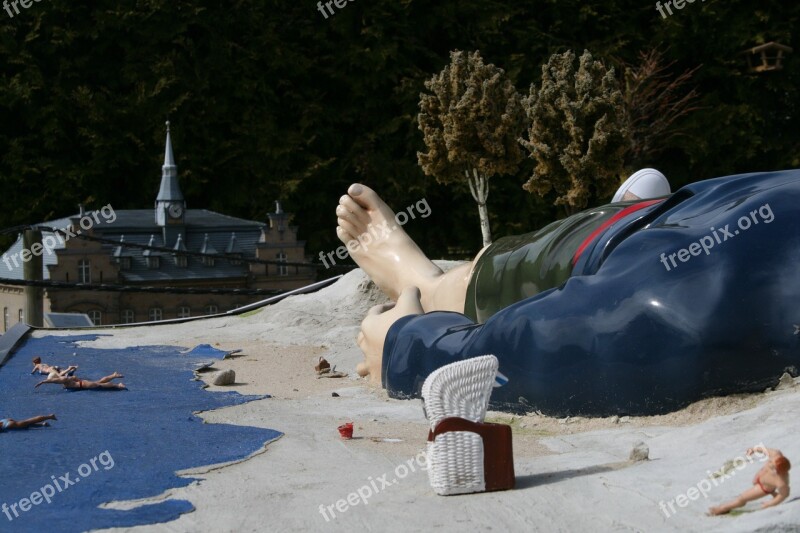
[422, 355, 515, 495]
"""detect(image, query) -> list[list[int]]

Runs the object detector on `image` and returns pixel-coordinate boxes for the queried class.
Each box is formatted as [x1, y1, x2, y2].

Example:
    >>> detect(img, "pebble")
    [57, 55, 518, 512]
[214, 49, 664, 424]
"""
[630, 441, 650, 462]
[620, 416, 631, 423]
[212, 369, 235, 386]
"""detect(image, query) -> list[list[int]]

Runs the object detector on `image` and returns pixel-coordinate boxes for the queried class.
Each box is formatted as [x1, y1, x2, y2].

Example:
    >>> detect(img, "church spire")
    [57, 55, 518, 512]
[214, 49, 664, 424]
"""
[156, 121, 186, 237]
[156, 121, 184, 202]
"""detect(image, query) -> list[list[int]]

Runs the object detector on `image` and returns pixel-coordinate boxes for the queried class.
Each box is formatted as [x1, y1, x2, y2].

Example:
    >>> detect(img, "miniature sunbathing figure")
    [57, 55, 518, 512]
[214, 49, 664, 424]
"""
[31, 357, 78, 377]
[338, 169, 800, 415]
[708, 446, 791, 515]
[0, 414, 57, 432]
[35, 372, 126, 391]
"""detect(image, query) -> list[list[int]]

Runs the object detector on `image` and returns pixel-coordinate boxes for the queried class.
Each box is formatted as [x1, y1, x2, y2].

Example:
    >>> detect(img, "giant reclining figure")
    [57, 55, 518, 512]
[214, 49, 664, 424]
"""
[339, 170, 800, 416]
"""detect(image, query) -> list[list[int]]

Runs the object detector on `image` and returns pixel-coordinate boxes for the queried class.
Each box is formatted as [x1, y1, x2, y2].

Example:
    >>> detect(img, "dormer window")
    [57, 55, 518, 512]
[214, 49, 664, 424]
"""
[199, 233, 218, 268]
[142, 234, 162, 270]
[226, 233, 243, 265]
[172, 233, 188, 268]
[113, 235, 132, 270]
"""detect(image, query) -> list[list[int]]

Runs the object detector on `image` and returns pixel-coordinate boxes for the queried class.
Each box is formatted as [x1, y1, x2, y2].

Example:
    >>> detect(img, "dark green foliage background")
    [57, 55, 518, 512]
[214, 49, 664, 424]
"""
[0, 0, 797, 268]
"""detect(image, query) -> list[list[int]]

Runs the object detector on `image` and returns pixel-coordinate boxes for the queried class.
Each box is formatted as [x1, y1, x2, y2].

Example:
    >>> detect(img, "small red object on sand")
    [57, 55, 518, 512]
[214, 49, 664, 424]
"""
[338, 422, 354, 439]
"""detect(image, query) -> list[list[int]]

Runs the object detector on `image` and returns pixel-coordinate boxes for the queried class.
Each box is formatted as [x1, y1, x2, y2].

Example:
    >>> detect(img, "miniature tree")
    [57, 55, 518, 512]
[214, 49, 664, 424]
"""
[521, 50, 628, 215]
[418, 50, 526, 247]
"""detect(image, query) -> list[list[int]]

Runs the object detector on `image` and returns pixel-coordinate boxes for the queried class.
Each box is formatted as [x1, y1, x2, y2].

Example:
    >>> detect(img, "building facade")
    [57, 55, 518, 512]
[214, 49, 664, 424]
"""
[0, 124, 315, 330]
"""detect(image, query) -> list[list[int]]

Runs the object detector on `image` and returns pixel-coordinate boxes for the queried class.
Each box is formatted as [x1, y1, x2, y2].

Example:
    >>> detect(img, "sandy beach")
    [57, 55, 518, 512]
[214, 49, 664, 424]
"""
[32, 268, 799, 532]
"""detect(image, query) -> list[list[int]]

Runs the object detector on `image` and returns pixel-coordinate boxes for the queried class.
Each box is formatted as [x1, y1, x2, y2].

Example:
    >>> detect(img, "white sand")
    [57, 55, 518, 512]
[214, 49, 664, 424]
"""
[34, 269, 800, 532]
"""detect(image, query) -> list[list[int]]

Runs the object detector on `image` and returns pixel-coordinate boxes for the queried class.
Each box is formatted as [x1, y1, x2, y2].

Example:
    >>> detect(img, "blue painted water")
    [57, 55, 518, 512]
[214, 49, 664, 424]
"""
[0, 335, 281, 532]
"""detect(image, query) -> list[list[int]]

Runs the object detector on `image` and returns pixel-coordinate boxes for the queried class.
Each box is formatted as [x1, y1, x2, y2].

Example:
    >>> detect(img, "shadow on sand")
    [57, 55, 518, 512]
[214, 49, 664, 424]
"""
[515, 460, 637, 489]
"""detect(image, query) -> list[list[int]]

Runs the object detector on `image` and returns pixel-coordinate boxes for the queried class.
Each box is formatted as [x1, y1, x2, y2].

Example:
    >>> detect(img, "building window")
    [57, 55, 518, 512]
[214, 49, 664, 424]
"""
[119, 257, 131, 270]
[78, 259, 91, 283]
[202, 256, 215, 267]
[18, 309, 24, 323]
[146, 256, 161, 269]
[121, 309, 135, 324]
[205, 305, 218, 315]
[178, 306, 191, 318]
[277, 252, 288, 276]
[229, 255, 242, 266]
[88, 310, 102, 326]
[148, 308, 162, 321]
[175, 255, 188, 268]
[3, 307, 8, 332]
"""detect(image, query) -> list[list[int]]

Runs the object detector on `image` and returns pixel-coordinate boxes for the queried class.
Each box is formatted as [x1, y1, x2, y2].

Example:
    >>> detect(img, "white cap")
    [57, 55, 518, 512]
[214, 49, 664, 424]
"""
[612, 168, 670, 202]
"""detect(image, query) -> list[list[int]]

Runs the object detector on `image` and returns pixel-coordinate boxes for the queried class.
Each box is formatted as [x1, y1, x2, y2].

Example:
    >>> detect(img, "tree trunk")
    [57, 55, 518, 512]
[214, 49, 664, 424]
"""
[466, 169, 492, 247]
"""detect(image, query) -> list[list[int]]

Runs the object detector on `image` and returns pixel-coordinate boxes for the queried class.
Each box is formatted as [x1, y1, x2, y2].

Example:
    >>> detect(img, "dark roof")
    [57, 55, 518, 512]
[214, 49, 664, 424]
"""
[0, 210, 282, 283]
[95, 209, 265, 230]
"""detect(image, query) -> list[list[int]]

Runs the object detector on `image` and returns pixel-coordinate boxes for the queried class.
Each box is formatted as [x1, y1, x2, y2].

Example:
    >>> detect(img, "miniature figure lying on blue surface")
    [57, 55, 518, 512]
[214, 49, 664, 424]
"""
[336, 169, 800, 415]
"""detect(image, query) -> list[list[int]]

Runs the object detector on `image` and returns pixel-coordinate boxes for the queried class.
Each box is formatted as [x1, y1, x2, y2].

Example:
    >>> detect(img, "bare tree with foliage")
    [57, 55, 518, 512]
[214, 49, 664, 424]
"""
[521, 50, 628, 215]
[418, 50, 526, 247]
[621, 48, 701, 168]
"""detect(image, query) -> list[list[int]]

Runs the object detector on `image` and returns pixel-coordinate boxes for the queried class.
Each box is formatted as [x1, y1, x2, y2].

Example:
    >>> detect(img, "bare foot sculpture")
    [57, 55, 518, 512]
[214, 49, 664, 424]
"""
[336, 184, 475, 314]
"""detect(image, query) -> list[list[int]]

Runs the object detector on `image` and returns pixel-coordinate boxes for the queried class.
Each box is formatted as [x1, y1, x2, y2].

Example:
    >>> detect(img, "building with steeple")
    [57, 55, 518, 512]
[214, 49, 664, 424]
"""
[0, 123, 315, 330]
